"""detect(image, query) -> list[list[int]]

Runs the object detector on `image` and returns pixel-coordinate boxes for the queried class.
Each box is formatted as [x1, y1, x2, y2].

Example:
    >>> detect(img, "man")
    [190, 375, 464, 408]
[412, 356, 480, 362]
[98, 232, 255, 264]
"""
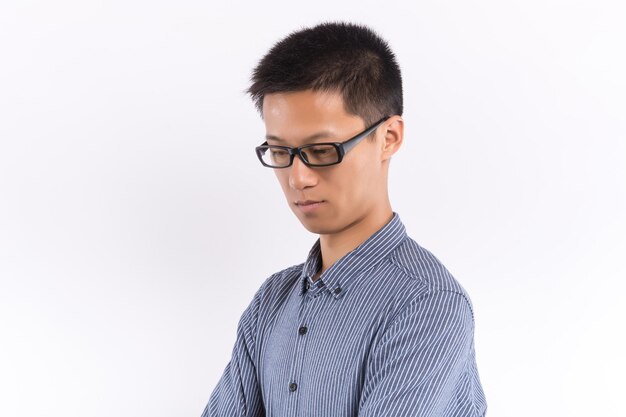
[202, 22, 487, 417]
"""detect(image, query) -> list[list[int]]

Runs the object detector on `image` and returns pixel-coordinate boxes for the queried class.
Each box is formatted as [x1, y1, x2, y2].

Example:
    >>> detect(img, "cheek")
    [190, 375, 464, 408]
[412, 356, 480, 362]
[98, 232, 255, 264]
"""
[352, 150, 378, 180]
[331, 164, 371, 202]
[347, 158, 381, 201]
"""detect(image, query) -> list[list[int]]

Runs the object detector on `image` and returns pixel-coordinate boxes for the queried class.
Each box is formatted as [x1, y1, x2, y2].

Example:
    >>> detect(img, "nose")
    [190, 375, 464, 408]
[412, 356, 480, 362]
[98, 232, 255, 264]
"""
[288, 154, 318, 190]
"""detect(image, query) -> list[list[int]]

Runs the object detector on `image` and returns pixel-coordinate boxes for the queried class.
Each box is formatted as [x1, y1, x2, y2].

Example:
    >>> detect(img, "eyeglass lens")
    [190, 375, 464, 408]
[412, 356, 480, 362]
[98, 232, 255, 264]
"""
[260, 144, 340, 167]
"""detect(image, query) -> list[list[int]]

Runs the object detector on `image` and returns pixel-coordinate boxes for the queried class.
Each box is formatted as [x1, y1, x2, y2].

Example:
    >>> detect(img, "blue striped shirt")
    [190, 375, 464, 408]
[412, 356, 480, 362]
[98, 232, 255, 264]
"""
[202, 212, 487, 416]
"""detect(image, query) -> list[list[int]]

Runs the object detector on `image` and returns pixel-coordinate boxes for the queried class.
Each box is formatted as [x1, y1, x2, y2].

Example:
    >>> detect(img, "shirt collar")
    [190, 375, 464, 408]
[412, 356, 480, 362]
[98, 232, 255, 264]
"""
[298, 212, 407, 298]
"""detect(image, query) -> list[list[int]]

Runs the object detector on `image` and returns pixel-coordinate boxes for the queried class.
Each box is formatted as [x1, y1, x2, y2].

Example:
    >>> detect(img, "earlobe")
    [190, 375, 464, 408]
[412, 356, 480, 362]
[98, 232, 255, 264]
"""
[381, 116, 404, 161]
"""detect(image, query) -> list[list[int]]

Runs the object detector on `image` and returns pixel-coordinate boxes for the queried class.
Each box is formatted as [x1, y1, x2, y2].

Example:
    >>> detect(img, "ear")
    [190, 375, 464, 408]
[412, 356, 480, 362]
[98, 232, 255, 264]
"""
[380, 115, 404, 161]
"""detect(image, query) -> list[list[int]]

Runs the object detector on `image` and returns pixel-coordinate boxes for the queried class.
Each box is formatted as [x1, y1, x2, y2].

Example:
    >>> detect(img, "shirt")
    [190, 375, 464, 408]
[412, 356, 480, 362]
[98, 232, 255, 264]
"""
[201, 212, 487, 417]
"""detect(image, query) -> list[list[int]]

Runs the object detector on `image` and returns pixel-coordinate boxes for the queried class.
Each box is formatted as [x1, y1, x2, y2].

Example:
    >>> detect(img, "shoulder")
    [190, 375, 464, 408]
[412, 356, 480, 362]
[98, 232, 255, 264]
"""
[238, 263, 303, 333]
[244, 263, 304, 315]
[385, 237, 475, 318]
[256, 263, 303, 299]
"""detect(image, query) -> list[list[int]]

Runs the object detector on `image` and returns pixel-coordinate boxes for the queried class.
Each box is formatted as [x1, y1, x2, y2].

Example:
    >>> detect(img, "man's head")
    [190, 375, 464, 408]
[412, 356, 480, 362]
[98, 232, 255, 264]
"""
[248, 22, 404, 236]
[248, 22, 402, 127]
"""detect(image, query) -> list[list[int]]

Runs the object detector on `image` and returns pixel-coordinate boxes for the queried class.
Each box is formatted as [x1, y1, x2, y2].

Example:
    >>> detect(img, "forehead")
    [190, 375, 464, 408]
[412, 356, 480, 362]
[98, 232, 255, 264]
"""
[263, 90, 345, 122]
[262, 90, 364, 145]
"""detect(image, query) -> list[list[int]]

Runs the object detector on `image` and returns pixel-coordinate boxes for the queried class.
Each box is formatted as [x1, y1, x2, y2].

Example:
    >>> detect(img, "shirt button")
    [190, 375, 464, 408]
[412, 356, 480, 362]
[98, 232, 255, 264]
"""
[298, 326, 308, 335]
[334, 287, 342, 294]
[289, 382, 298, 392]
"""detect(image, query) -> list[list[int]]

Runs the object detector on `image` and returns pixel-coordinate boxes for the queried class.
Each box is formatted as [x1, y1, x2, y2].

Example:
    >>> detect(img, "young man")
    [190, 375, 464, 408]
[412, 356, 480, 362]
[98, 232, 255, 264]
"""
[201, 22, 487, 417]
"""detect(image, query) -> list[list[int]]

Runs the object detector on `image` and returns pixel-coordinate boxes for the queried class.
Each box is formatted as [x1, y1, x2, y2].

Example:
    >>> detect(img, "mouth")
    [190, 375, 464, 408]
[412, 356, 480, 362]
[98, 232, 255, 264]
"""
[294, 200, 326, 214]
[295, 200, 325, 206]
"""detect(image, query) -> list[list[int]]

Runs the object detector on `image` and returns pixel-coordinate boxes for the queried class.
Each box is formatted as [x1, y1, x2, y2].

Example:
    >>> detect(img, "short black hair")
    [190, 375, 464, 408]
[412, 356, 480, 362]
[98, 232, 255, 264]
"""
[247, 22, 403, 127]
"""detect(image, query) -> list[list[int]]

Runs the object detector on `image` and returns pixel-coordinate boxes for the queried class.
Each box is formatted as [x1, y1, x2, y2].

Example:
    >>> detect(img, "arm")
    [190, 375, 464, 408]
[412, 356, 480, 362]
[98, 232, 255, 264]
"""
[358, 290, 477, 417]
[200, 287, 265, 417]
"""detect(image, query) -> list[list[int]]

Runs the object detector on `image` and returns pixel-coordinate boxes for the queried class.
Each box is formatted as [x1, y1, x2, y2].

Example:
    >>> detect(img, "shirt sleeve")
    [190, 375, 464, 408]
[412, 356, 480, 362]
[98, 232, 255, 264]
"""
[200, 286, 266, 417]
[358, 290, 477, 417]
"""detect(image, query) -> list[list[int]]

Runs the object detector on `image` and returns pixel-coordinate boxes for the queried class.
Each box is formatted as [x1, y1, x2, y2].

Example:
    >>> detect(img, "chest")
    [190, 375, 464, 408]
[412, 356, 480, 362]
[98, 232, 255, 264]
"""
[256, 285, 391, 417]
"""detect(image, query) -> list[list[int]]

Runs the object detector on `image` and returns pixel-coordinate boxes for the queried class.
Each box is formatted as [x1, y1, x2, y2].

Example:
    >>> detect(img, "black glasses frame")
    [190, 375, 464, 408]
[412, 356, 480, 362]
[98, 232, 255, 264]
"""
[255, 116, 390, 168]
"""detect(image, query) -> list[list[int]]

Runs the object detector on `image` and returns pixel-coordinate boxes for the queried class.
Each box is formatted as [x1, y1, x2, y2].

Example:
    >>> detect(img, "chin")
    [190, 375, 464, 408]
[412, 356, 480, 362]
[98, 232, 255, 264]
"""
[293, 214, 332, 234]
[296, 215, 348, 236]
[302, 224, 337, 235]
[289, 202, 353, 236]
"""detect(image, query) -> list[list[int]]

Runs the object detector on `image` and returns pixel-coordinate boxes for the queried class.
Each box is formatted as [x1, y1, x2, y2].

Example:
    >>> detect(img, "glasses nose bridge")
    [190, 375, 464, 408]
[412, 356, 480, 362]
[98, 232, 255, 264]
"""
[290, 146, 310, 167]
[288, 147, 318, 190]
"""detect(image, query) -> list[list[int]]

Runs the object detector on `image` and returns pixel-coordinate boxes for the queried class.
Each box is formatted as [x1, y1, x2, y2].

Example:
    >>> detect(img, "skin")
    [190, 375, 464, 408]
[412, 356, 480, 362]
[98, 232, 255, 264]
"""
[262, 89, 404, 281]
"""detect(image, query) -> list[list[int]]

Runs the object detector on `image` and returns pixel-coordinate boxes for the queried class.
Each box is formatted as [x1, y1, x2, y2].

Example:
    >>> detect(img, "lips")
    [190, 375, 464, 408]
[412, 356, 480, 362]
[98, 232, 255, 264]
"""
[295, 200, 324, 206]
[294, 199, 325, 214]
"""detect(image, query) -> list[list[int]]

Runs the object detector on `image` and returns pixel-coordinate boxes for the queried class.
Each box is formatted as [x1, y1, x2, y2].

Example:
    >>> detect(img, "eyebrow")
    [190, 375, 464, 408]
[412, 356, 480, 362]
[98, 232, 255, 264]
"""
[266, 131, 337, 144]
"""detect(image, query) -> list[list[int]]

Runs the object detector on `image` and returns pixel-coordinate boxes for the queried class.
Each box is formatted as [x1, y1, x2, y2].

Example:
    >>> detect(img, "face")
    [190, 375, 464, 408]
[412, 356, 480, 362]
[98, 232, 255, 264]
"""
[262, 89, 398, 236]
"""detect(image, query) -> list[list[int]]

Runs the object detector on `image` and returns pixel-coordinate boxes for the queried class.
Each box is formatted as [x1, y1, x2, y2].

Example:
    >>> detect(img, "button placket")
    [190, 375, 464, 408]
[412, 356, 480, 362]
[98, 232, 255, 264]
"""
[288, 282, 314, 400]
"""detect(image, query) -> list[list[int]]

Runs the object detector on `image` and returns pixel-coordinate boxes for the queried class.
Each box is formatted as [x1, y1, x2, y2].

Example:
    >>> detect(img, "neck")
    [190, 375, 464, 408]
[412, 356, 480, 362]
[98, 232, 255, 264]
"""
[313, 204, 393, 281]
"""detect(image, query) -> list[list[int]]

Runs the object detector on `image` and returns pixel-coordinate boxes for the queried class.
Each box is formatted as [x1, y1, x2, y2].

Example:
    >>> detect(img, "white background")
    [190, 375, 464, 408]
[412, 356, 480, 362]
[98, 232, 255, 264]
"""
[1, 1, 624, 416]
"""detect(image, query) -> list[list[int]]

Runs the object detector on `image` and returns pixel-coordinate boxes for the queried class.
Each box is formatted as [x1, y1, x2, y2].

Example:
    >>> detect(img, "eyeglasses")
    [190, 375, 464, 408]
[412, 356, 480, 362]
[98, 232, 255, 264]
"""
[255, 116, 389, 168]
